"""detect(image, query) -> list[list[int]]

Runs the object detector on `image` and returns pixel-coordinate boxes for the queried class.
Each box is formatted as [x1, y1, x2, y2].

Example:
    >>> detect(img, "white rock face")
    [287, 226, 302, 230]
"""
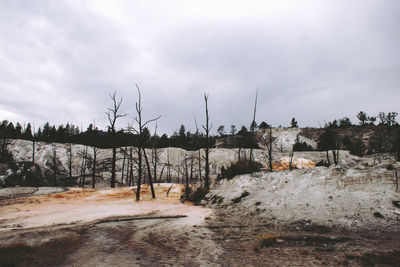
[3, 133, 395, 188]
[258, 127, 318, 152]
[5, 139, 330, 185]
[207, 165, 400, 230]
[1, 139, 280, 181]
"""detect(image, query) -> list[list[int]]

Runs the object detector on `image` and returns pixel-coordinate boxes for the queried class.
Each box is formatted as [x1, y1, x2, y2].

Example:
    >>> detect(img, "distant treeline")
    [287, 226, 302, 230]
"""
[0, 120, 222, 150]
[0, 120, 261, 151]
[1, 110, 398, 153]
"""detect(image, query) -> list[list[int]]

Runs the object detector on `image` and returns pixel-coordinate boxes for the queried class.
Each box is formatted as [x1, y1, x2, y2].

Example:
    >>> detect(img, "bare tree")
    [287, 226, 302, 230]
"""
[318, 126, 341, 166]
[183, 156, 192, 199]
[121, 146, 127, 185]
[167, 148, 171, 183]
[128, 147, 135, 186]
[151, 123, 161, 183]
[129, 85, 161, 200]
[79, 146, 88, 187]
[190, 155, 194, 183]
[177, 153, 181, 183]
[66, 143, 73, 186]
[332, 149, 340, 166]
[202, 93, 212, 190]
[52, 145, 58, 186]
[92, 146, 100, 188]
[250, 89, 258, 163]
[121, 145, 138, 186]
[32, 124, 36, 165]
[278, 139, 284, 153]
[106, 91, 128, 188]
[263, 126, 273, 172]
[193, 113, 202, 183]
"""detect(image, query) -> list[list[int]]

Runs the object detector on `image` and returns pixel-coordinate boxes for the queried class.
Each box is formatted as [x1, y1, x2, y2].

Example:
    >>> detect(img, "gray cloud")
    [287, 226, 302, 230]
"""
[1, 0, 399, 134]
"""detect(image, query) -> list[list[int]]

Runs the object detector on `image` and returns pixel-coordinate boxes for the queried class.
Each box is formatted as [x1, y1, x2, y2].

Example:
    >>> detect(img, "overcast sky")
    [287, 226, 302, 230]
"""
[1, 0, 399, 135]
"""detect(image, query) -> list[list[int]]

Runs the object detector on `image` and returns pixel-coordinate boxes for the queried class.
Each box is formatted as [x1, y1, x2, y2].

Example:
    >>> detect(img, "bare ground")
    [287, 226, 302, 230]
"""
[1, 187, 400, 266]
[208, 209, 400, 266]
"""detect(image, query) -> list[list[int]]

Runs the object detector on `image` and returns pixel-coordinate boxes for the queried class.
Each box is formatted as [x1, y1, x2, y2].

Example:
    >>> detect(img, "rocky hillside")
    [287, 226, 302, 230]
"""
[217, 125, 398, 157]
[205, 162, 400, 231]
[1, 126, 399, 188]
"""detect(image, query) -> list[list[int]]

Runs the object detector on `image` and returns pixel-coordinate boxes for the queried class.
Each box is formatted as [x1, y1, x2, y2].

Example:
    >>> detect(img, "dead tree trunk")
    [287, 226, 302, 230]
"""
[332, 150, 340, 166]
[129, 148, 134, 186]
[190, 156, 194, 183]
[184, 157, 190, 199]
[152, 148, 157, 183]
[130, 85, 160, 200]
[52, 145, 58, 186]
[80, 146, 88, 188]
[267, 126, 273, 172]
[202, 93, 211, 190]
[31, 125, 36, 165]
[167, 148, 171, 183]
[121, 147, 127, 185]
[32, 139, 36, 165]
[198, 149, 202, 183]
[151, 123, 159, 183]
[159, 165, 165, 182]
[136, 147, 143, 200]
[143, 148, 156, 198]
[92, 146, 99, 188]
[106, 91, 127, 188]
[250, 89, 258, 164]
[193, 113, 202, 183]
[326, 150, 331, 166]
[67, 143, 73, 186]
[111, 147, 117, 187]
[177, 153, 181, 184]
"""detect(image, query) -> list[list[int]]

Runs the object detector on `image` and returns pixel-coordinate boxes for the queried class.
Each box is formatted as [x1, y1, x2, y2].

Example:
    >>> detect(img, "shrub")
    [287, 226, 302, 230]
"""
[218, 160, 262, 181]
[188, 187, 209, 204]
[373, 212, 384, 219]
[232, 191, 250, 203]
[293, 141, 313, 152]
[316, 160, 329, 167]
[342, 136, 365, 156]
[0, 144, 13, 163]
[392, 201, 400, 208]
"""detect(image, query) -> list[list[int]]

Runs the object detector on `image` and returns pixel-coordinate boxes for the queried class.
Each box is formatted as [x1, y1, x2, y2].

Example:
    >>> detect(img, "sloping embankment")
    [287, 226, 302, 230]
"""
[206, 166, 400, 231]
